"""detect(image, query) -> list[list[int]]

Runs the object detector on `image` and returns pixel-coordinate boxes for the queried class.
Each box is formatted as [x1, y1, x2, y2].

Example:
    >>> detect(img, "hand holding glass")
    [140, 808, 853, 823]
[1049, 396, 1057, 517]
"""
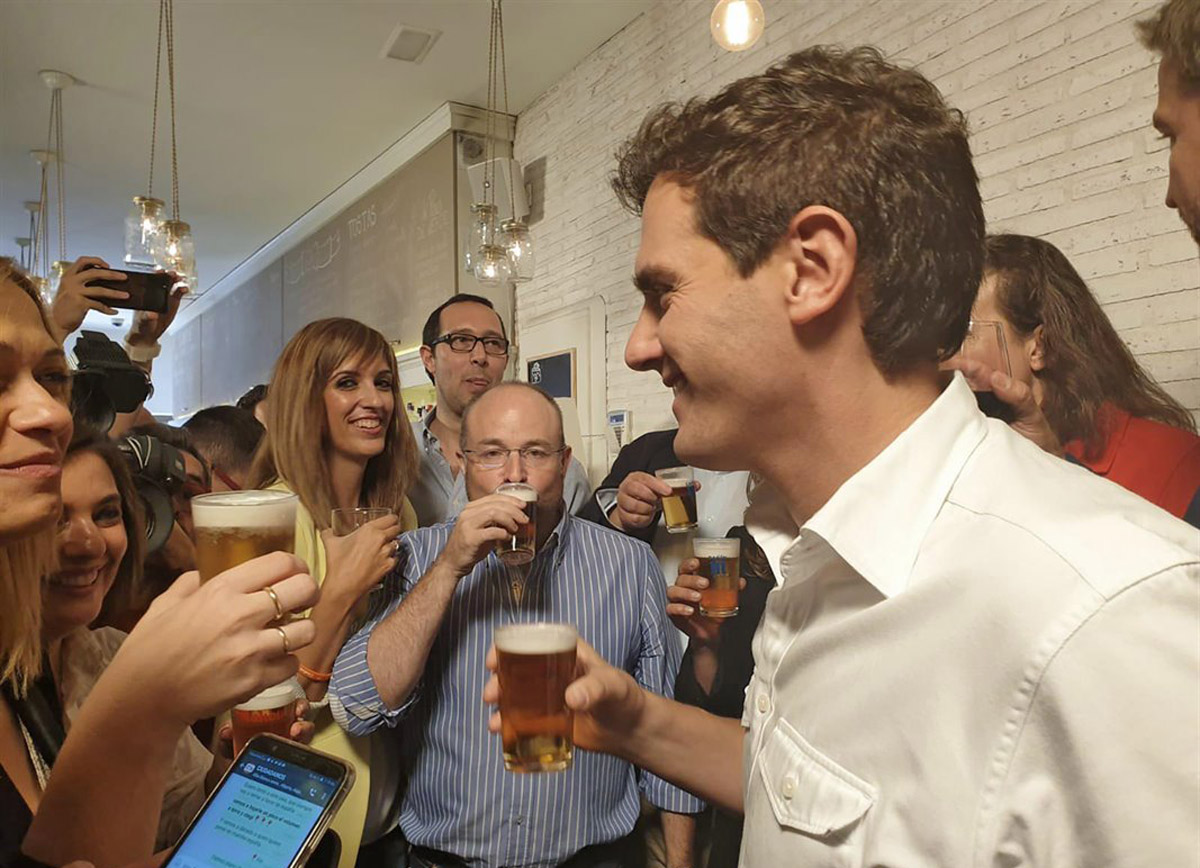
[655, 466, 699, 533]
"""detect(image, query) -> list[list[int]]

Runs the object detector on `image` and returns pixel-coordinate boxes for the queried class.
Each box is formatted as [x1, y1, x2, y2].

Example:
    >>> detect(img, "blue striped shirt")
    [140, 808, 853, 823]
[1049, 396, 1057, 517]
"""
[331, 510, 703, 868]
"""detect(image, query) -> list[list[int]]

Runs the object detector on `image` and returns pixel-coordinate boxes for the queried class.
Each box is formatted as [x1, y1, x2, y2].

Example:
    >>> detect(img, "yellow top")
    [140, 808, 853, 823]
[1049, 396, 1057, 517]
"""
[268, 480, 416, 865]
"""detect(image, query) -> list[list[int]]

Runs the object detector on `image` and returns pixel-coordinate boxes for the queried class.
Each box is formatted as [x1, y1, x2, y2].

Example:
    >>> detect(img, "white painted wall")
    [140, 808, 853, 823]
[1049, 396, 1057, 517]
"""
[513, 0, 1199, 437]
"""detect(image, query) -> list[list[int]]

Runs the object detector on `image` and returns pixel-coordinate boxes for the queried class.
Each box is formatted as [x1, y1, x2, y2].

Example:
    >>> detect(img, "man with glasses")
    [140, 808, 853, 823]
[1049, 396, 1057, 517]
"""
[333, 381, 701, 868]
[410, 293, 592, 527]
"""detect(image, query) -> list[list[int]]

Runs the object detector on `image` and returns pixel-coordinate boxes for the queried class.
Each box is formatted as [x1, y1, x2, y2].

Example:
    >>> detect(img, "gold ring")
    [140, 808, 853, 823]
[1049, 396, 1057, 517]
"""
[263, 586, 285, 620]
[275, 625, 291, 655]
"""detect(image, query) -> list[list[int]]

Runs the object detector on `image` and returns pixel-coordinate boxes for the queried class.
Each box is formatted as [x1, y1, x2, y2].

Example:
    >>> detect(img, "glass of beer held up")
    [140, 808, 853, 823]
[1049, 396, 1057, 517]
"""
[231, 678, 302, 755]
[494, 482, 538, 566]
[192, 490, 298, 582]
[694, 536, 741, 618]
[656, 466, 698, 533]
[495, 622, 577, 773]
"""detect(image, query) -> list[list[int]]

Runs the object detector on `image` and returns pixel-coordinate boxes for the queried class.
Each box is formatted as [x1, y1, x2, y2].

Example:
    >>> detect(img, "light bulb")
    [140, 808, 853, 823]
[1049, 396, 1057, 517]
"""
[473, 243, 513, 286]
[710, 0, 765, 51]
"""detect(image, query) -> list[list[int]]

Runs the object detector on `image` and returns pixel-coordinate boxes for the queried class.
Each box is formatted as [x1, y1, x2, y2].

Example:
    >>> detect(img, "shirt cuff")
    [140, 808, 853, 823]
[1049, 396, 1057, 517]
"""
[330, 623, 419, 735]
[595, 489, 619, 523]
[641, 768, 706, 814]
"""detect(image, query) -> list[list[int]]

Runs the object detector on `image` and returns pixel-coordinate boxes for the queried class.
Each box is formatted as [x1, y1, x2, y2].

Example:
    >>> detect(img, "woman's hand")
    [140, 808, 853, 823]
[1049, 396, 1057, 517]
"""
[319, 513, 401, 606]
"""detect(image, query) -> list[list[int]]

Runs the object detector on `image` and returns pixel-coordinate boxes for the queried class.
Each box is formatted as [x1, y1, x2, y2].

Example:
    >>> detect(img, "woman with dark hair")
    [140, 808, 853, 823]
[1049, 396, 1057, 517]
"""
[976, 233, 1200, 525]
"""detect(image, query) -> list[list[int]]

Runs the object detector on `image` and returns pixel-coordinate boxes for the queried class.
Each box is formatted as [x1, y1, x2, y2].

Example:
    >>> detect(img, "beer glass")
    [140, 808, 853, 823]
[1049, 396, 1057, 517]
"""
[495, 622, 577, 773]
[957, 320, 1015, 423]
[656, 466, 698, 533]
[231, 678, 301, 755]
[192, 490, 298, 582]
[331, 507, 393, 535]
[331, 507, 395, 618]
[494, 482, 538, 566]
[694, 536, 741, 618]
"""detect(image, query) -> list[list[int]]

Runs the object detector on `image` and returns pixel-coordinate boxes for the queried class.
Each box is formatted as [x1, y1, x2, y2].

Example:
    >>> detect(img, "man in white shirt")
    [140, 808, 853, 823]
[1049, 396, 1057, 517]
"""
[484, 45, 1200, 866]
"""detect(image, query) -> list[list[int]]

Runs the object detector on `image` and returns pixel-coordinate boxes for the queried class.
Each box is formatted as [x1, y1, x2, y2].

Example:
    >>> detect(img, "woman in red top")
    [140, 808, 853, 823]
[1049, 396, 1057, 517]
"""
[974, 233, 1200, 527]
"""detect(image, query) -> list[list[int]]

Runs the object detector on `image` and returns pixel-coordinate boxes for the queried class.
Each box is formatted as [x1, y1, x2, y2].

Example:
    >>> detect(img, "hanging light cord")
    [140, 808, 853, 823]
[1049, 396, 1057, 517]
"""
[165, 0, 180, 220]
[53, 88, 66, 262]
[497, 1, 518, 223]
[148, 0, 164, 199]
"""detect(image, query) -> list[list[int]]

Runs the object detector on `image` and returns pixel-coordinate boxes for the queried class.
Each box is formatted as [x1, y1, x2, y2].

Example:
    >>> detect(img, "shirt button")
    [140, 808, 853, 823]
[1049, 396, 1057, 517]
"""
[781, 776, 796, 799]
[757, 694, 770, 714]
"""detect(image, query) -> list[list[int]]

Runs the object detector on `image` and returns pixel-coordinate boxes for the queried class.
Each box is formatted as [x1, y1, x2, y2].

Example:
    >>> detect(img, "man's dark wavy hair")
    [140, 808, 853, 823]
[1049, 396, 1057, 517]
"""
[611, 45, 984, 375]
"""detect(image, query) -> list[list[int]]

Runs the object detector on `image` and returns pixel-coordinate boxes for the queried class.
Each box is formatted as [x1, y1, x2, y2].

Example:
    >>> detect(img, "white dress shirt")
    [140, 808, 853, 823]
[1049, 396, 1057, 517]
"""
[741, 374, 1199, 867]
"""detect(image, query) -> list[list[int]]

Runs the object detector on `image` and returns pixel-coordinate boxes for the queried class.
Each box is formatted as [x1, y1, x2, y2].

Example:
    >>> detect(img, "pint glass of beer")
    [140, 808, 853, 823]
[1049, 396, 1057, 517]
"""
[231, 678, 301, 755]
[192, 490, 298, 582]
[655, 466, 698, 533]
[495, 622, 577, 773]
[494, 482, 538, 566]
[693, 536, 741, 618]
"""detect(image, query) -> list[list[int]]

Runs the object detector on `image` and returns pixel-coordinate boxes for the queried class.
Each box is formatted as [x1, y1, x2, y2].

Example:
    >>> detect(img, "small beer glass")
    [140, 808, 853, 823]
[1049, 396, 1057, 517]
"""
[192, 490, 298, 582]
[332, 507, 395, 618]
[494, 482, 538, 565]
[693, 536, 741, 618]
[495, 622, 577, 773]
[231, 678, 302, 755]
[655, 466, 698, 533]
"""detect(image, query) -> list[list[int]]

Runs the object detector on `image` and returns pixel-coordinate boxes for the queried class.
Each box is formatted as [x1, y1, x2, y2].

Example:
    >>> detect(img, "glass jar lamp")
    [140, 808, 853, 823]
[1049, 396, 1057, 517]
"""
[161, 219, 197, 291]
[473, 243, 512, 285]
[499, 218, 535, 283]
[465, 203, 498, 273]
[124, 196, 166, 267]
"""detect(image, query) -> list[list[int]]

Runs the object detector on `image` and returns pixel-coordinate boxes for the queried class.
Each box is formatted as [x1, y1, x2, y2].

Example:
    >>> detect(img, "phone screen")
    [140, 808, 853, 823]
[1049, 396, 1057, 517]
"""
[166, 745, 342, 868]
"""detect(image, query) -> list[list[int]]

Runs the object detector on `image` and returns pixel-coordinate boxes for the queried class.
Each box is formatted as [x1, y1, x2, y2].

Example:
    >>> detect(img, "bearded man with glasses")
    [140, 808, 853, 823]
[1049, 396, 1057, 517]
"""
[409, 293, 592, 527]
[332, 381, 701, 868]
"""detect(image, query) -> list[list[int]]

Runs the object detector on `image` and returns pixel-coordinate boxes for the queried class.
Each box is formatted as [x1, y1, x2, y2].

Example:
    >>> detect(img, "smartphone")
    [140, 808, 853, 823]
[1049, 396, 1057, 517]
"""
[83, 265, 172, 313]
[163, 734, 355, 868]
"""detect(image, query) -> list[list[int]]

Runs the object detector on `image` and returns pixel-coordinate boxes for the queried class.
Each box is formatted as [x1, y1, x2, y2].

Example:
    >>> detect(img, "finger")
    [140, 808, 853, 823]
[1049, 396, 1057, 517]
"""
[289, 721, 316, 745]
[367, 514, 402, 533]
[79, 285, 131, 300]
[78, 269, 129, 285]
[667, 585, 703, 603]
[622, 481, 663, 510]
[257, 617, 317, 658]
[217, 551, 310, 594]
[486, 644, 498, 672]
[488, 709, 503, 734]
[989, 371, 1032, 409]
[674, 573, 708, 591]
[253, 572, 320, 621]
[482, 671, 500, 704]
[666, 602, 697, 618]
[739, 577, 748, 590]
[631, 472, 674, 498]
[86, 300, 120, 317]
[147, 569, 201, 614]
[679, 557, 700, 574]
[294, 699, 311, 720]
[70, 255, 109, 273]
[565, 672, 614, 712]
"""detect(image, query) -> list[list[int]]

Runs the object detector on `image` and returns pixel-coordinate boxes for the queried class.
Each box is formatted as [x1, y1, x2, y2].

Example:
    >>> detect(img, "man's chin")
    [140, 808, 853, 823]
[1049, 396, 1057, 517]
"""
[673, 424, 748, 473]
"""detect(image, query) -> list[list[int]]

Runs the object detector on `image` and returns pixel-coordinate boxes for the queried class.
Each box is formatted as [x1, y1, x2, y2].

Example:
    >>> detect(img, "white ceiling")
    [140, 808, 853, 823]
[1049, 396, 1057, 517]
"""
[0, 0, 649, 333]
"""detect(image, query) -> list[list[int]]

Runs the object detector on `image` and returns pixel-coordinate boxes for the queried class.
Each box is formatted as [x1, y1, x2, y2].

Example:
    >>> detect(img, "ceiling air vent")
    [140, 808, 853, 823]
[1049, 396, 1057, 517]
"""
[382, 24, 441, 64]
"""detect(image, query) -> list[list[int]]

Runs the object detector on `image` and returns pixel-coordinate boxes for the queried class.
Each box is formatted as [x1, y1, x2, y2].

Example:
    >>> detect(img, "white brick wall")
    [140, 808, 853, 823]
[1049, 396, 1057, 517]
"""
[514, 0, 1199, 437]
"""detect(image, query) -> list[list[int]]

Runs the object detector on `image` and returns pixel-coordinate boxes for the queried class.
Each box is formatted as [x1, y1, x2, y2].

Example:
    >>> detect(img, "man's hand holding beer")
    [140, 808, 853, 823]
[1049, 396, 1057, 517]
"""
[436, 493, 531, 579]
[666, 558, 746, 647]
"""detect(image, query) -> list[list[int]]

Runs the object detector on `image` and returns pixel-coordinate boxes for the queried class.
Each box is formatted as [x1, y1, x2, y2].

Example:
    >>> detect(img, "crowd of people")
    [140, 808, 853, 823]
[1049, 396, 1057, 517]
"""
[0, 1, 1197, 867]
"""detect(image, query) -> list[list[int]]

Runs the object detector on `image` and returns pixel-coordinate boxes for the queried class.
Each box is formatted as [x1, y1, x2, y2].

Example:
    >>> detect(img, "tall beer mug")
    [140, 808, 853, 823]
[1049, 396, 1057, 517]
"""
[192, 490, 298, 582]
[494, 482, 538, 566]
[495, 622, 577, 773]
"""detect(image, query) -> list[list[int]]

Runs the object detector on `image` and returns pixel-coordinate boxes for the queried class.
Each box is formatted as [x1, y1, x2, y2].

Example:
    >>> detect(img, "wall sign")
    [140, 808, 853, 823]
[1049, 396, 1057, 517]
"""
[527, 349, 576, 399]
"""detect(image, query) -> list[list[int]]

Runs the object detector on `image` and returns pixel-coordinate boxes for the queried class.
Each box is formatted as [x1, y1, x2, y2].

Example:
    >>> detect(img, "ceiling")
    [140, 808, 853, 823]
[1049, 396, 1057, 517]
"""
[0, 0, 649, 334]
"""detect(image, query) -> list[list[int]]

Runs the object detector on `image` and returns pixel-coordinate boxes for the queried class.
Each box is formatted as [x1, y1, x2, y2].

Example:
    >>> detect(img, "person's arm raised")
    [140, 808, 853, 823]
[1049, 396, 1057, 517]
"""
[364, 494, 526, 710]
[23, 553, 318, 868]
[484, 638, 746, 814]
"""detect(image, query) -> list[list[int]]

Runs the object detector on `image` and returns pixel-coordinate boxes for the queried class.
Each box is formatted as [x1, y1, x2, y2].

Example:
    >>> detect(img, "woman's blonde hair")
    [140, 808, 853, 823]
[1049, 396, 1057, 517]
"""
[249, 318, 418, 529]
[0, 257, 65, 692]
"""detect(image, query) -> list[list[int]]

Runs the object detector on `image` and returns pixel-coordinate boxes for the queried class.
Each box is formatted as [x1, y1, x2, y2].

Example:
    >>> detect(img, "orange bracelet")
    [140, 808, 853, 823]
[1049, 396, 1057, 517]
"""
[298, 663, 332, 683]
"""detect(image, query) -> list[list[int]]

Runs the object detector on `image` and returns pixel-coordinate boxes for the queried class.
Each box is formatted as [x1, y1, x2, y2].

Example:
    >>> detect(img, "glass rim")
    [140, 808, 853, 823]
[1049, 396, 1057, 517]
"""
[192, 490, 298, 508]
[494, 621, 577, 653]
[655, 465, 693, 480]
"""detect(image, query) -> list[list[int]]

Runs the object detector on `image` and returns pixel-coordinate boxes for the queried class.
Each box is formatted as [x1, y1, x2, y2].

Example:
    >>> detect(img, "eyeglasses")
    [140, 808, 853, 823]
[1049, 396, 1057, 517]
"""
[462, 446, 565, 470]
[211, 466, 241, 491]
[428, 333, 510, 357]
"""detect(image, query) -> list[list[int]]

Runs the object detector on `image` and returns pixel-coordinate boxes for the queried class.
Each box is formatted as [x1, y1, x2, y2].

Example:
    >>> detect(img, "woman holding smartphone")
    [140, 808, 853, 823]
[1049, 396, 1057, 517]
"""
[0, 258, 319, 868]
[249, 317, 419, 864]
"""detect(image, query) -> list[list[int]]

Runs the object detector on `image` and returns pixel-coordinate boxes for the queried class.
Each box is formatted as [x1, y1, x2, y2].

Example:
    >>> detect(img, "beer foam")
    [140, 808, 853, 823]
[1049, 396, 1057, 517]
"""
[494, 622, 577, 655]
[235, 678, 301, 712]
[495, 483, 537, 503]
[655, 466, 692, 484]
[692, 537, 740, 558]
[192, 490, 298, 529]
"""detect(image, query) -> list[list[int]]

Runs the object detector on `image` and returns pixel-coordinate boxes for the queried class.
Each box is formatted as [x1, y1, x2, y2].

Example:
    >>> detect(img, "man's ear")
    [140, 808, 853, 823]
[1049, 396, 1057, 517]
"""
[419, 345, 436, 379]
[1027, 324, 1046, 372]
[560, 444, 573, 472]
[779, 205, 858, 327]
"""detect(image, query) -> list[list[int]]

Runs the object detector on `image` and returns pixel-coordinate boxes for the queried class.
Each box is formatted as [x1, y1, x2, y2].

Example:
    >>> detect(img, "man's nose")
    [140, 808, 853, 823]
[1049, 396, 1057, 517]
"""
[502, 450, 528, 483]
[624, 304, 663, 372]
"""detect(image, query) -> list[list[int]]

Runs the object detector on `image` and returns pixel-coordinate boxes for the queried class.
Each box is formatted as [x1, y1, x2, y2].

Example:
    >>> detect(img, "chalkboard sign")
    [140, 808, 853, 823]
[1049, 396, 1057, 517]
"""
[527, 349, 575, 399]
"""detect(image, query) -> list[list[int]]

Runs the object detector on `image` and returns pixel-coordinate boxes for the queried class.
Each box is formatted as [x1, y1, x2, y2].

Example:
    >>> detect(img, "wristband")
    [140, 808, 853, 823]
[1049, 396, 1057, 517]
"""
[124, 340, 162, 362]
[298, 663, 332, 683]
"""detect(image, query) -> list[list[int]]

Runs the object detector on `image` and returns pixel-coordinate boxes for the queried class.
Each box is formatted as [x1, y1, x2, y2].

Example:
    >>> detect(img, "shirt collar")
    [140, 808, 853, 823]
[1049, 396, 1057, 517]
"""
[746, 373, 987, 599]
[1066, 404, 1130, 474]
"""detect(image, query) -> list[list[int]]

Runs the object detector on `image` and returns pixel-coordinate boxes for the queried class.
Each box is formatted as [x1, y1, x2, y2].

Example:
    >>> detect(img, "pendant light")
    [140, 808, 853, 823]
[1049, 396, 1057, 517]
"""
[466, 0, 534, 285]
[125, 0, 196, 291]
[710, 0, 766, 52]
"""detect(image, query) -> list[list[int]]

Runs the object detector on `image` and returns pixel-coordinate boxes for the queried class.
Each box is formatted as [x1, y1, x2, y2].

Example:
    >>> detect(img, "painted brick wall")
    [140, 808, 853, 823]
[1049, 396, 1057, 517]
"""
[513, 0, 1198, 437]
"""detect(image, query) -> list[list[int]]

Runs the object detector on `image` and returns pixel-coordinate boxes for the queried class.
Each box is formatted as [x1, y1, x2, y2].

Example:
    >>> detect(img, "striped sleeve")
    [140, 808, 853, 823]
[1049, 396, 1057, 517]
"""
[330, 531, 426, 736]
[630, 544, 706, 814]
